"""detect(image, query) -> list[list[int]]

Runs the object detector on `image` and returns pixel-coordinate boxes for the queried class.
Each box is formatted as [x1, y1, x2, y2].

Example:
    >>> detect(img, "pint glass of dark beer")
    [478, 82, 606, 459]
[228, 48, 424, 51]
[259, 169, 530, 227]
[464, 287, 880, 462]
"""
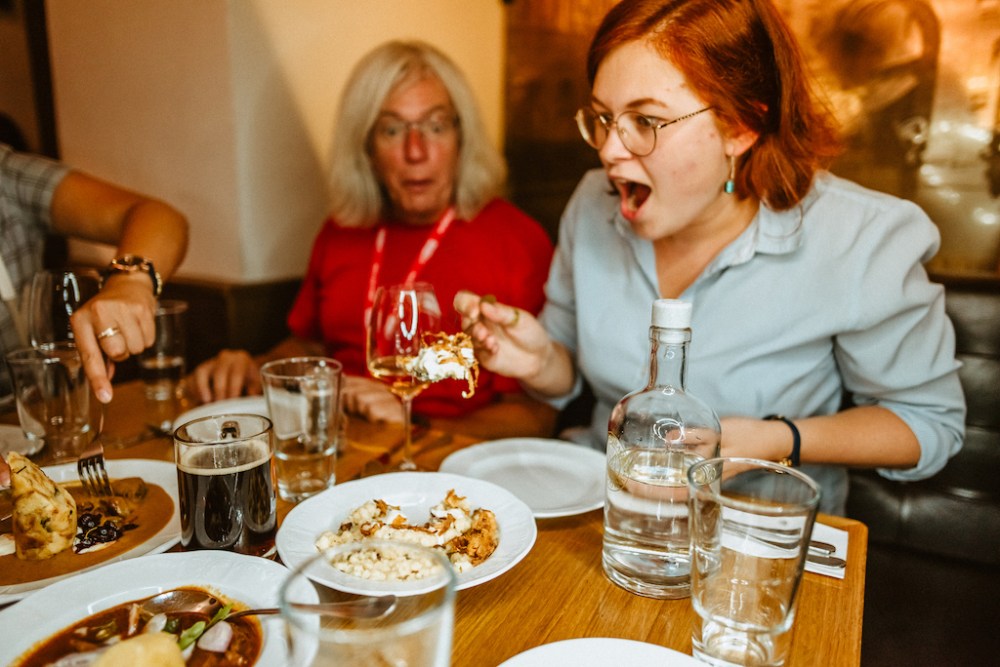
[174, 413, 278, 558]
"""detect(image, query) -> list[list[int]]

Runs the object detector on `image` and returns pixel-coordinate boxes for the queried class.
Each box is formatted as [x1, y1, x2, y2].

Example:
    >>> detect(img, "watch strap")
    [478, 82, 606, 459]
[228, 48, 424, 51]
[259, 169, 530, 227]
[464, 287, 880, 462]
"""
[101, 254, 162, 297]
[765, 414, 801, 467]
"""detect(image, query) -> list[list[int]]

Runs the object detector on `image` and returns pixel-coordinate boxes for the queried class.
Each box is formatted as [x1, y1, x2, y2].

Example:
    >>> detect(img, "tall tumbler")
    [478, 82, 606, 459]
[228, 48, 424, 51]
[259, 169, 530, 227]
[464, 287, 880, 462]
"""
[139, 299, 187, 435]
[174, 413, 277, 558]
[260, 357, 342, 503]
[688, 458, 821, 666]
[5, 342, 92, 461]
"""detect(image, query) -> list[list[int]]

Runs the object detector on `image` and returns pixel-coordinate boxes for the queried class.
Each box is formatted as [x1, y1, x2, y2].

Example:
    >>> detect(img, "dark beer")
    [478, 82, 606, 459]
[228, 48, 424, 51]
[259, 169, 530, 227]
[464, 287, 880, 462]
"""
[177, 441, 277, 557]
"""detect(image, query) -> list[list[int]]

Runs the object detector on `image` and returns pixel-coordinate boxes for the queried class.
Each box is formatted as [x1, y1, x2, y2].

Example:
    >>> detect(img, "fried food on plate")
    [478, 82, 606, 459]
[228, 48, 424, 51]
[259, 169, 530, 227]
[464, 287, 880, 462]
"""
[7, 451, 77, 560]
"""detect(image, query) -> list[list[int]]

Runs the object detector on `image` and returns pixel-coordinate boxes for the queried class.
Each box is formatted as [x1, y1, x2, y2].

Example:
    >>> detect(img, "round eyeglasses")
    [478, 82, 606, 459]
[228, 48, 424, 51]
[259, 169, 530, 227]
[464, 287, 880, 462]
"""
[574, 106, 713, 157]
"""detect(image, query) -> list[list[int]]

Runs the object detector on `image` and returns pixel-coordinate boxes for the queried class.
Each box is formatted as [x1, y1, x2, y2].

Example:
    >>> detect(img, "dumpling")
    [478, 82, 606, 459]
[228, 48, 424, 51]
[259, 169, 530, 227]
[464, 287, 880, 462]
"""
[7, 451, 77, 560]
[94, 632, 185, 666]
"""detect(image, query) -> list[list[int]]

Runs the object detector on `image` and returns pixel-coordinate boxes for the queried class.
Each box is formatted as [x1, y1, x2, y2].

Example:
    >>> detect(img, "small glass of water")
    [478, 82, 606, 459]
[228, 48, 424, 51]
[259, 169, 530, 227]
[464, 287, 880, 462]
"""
[260, 357, 342, 503]
[139, 300, 187, 435]
[281, 540, 455, 666]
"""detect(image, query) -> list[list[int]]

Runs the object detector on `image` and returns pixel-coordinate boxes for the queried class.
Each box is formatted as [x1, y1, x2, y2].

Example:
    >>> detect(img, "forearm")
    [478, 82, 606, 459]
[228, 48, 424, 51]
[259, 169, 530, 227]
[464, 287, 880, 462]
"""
[113, 200, 188, 280]
[50, 170, 189, 281]
[732, 405, 921, 469]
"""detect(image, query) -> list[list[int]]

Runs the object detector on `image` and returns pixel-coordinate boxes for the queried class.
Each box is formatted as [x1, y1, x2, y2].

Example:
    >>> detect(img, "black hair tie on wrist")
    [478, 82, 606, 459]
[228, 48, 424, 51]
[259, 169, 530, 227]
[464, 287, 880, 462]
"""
[765, 415, 801, 467]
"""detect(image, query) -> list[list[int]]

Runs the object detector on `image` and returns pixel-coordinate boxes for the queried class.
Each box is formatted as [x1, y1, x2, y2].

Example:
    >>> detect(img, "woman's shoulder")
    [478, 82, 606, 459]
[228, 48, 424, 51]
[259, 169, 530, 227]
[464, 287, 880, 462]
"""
[809, 172, 930, 223]
[800, 172, 940, 261]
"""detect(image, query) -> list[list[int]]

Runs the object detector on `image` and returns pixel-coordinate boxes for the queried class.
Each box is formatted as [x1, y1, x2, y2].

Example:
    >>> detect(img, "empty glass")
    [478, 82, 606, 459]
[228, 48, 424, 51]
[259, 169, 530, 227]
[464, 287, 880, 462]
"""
[5, 342, 92, 461]
[27, 269, 100, 346]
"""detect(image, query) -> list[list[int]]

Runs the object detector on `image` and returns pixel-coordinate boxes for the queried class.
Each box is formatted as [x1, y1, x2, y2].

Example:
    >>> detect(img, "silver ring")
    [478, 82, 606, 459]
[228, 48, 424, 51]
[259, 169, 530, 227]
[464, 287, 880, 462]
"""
[97, 326, 121, 341]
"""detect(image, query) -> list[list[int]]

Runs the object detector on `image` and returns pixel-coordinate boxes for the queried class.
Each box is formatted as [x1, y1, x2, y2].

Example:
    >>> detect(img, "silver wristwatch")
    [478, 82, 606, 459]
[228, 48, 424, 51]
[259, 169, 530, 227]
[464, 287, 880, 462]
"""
[101, 254, 162, 296]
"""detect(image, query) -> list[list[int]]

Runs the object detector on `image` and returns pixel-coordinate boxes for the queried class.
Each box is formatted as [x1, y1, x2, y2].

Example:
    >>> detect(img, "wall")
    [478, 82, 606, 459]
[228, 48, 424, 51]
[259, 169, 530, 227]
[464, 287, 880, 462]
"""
[45, 0, 505, 283]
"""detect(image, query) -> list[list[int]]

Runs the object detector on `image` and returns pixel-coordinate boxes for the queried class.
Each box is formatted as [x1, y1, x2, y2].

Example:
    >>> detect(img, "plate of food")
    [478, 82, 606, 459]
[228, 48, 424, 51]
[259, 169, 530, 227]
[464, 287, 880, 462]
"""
[440, 438, 606, 518]
[276, 471, 537, 595]
[172, 395, 269, 431]
[498, 638, 700, 665]
[0, 550, 310, 666]
[0, 456, 181, 604]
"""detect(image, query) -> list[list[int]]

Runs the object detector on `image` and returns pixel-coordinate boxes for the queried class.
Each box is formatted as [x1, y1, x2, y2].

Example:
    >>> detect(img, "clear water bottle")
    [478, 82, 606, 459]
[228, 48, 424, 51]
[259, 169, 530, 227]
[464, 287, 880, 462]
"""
[602, 299, 721, 599]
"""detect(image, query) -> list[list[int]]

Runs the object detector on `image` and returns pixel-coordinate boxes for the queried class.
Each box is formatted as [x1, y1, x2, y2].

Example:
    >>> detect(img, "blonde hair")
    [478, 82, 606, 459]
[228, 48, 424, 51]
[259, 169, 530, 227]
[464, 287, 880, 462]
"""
[329, 40, 506, 227]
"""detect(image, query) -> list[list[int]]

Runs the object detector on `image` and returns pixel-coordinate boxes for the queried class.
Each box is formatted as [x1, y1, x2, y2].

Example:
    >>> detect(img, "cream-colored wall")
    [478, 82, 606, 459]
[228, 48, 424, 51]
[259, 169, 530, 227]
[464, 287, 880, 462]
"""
[46, 0, 505, 283]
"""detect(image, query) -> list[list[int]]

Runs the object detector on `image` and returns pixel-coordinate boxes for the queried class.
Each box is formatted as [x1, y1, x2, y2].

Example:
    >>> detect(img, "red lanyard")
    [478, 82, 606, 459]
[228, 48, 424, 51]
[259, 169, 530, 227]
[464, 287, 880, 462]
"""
[364, 207, 456, 322]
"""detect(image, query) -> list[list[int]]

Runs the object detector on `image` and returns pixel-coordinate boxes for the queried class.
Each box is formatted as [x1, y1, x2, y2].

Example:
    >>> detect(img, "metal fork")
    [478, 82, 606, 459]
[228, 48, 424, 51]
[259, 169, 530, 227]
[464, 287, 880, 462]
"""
[77, 406, 113, 496]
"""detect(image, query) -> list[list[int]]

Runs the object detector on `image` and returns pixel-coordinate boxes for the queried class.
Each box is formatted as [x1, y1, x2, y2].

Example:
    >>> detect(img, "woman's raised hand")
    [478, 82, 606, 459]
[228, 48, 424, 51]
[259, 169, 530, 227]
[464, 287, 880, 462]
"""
[453, 290, 552, 381]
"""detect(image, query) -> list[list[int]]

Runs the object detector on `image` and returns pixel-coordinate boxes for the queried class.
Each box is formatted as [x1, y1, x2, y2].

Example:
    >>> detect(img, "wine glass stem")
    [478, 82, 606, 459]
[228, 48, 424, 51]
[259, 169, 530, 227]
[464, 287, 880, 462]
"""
[400, 395, 416, 471]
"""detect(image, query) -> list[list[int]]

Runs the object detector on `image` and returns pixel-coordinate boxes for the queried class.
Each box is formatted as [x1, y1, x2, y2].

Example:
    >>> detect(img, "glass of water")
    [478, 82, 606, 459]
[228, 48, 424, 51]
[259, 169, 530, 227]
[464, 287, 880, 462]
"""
[138, 299, 187, 435]
[688, 457, 821, 666]
[260, 356, 342, 503]
[281, 540, 456, 666]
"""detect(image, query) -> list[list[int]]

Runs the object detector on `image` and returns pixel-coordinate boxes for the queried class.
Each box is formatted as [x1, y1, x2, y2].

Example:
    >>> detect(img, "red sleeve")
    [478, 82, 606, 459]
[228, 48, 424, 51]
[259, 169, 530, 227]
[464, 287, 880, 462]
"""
[286, 220, 334, 341]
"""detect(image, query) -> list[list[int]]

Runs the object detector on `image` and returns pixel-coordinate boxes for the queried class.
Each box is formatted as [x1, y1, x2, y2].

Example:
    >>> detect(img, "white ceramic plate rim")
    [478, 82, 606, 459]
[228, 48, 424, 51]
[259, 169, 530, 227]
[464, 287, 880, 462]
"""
[0, 550, 308, 666]
[276, 471, 537, 595]
[439, 438, 606, 518]
[0, 458, 181, 604]
[172, 396, 269, 431]
[497, 637, 701, 666]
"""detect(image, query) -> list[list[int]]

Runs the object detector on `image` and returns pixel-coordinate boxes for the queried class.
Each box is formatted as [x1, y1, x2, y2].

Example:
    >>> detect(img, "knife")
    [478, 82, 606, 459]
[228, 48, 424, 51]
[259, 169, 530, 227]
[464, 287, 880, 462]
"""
[806, 552, 846, 568]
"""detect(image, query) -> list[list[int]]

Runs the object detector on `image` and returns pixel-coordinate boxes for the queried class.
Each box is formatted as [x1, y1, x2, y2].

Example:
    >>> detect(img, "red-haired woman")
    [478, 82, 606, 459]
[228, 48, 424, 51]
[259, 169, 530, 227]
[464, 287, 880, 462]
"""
[456, 0, 964, 515]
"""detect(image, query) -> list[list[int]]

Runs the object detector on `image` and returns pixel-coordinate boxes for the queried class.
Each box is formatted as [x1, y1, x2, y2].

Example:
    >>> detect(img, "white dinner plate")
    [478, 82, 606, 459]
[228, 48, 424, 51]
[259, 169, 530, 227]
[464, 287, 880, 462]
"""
[0, 550, 311, 666]
[498, 638, 700, 666]
[0, 423, 41, 456]
[172, 395, 269, 431]
[439, 438, 606, 518]
[276, 471, 537, 595]
[0, 458, 182, 604]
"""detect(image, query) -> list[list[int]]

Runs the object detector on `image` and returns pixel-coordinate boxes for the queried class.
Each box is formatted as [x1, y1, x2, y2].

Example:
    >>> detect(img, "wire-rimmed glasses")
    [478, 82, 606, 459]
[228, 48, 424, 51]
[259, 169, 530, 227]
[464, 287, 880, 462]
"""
[574, 106, 713, 156]
[372, 111, 459, 146]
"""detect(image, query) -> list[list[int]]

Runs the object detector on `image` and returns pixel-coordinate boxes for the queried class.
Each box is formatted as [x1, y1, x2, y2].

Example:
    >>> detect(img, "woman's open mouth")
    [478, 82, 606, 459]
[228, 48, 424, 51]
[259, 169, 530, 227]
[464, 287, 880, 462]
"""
[614, 179, 651, 221]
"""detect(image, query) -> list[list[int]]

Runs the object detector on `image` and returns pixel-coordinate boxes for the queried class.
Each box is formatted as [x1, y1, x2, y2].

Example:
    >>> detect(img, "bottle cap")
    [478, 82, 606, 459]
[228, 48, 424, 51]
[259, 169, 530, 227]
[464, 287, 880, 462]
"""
[651, 299, 692, 329]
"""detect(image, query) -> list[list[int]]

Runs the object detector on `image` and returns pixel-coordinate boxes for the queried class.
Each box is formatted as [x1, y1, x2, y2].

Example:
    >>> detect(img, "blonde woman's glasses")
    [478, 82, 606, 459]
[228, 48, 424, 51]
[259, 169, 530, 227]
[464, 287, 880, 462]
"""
[373, 112, 459, 145]
[575, 106, 712, 157]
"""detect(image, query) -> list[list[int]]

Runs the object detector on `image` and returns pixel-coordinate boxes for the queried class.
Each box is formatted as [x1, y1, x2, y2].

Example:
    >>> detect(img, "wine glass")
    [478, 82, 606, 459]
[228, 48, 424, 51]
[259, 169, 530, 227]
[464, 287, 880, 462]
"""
[366, 282, 442, 471]
[27, 268, 101, 345]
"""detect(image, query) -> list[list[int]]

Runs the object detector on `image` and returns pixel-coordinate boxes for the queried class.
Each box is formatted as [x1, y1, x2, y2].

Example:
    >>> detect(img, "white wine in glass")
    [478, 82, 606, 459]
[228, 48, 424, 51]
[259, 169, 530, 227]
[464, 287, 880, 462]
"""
[366, 282, 442, 471]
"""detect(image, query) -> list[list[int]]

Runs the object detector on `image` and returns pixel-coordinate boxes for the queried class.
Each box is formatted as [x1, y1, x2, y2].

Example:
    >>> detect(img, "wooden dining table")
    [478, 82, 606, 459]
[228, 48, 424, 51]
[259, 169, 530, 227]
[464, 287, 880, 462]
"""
[6, 380, 867, 666]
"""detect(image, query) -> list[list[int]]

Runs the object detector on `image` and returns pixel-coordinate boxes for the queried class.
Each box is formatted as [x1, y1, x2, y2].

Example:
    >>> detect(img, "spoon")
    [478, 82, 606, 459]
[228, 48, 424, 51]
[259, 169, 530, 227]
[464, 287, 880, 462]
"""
[141, 588, 397, 621]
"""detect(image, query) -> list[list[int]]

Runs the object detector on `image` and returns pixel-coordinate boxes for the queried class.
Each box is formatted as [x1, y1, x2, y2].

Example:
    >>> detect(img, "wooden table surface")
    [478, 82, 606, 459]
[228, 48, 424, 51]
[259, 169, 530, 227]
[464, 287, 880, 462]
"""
[10, 381, 868, 666]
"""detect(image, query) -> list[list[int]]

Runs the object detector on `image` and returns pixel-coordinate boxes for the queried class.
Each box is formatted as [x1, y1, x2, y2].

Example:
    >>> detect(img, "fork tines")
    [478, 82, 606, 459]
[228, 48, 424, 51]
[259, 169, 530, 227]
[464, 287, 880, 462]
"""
[77, 444, 113, 497]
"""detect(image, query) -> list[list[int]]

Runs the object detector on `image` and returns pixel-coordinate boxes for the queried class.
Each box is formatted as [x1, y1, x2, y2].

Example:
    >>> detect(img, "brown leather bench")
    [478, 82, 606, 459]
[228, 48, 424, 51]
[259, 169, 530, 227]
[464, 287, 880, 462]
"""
[847, 272, 1000, 665]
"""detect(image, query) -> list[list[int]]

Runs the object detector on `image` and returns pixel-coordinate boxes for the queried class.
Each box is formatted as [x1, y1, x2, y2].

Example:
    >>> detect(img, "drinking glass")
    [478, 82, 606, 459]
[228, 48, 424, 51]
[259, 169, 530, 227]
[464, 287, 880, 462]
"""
[4, 342, 92, 461]
[138, 299, 188, 434]
[687, 457, 821, 666]
[27, 269, 101, 345]
[281, 540, 456, 666]
[260, 356, 342, 503]
[173, 413, 278, 558]
[366, 282, 441, 471]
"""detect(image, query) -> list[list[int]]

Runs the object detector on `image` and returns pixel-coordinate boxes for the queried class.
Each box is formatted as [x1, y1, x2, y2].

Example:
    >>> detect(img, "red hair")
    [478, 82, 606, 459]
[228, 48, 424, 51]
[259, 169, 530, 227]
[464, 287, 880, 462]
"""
[587, 0, 841, 210]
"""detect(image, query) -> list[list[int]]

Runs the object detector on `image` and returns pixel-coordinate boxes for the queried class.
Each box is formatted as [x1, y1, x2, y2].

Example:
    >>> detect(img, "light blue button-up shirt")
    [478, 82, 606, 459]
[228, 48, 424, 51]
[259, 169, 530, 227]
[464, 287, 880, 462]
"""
[540, 168, 965, 515]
